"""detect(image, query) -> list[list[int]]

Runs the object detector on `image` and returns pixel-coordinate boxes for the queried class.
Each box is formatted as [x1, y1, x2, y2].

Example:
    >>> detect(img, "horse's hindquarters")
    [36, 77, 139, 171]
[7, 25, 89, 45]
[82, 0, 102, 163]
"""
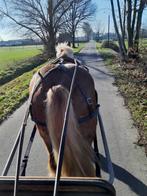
[29, 63, 99, 177]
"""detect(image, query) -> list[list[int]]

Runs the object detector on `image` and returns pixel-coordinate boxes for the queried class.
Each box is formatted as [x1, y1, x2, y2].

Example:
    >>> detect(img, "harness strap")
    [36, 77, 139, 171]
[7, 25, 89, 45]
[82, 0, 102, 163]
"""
[51, 55, 82, 66]
[31, 104, 100, 127]
[32, 119, 46, 127]
[78, 104, 100, 124]
[57, 64, 93, 114]
[30, 57, 97, 127]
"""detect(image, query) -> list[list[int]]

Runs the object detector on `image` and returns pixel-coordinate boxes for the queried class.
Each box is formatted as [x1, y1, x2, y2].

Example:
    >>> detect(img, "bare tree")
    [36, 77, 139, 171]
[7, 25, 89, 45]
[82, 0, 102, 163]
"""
[110, 0, 127, 60]
[93, 20, 105, 41]
[0, 0, 73, 58]
[110, 0, 147, 60]
[61, 0, 96, 47]
[82, 22, 93, 41]
[134, 0, 147, 51]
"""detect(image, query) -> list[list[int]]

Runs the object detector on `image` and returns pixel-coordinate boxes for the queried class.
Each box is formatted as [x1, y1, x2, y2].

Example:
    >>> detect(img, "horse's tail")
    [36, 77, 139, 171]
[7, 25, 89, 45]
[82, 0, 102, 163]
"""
[46, 85, 96, 177]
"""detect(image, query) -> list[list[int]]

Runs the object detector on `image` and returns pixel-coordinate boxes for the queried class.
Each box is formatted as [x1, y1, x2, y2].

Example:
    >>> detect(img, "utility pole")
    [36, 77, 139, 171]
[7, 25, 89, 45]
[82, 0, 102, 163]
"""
[108, 15, 110, 46]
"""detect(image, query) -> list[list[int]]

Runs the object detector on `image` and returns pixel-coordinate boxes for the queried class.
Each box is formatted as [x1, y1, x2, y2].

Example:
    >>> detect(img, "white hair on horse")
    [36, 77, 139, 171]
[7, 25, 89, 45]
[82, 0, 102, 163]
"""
[56, 43, 74, 59]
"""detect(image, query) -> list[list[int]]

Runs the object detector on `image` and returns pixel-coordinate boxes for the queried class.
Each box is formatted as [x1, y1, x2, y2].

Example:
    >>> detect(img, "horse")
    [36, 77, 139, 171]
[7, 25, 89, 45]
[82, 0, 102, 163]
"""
[29, 43, 99, 177]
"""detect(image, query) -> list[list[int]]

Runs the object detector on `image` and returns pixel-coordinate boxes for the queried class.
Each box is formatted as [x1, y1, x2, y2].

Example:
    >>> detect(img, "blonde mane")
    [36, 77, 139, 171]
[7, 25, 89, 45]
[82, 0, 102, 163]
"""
[56, 43, 74, 59]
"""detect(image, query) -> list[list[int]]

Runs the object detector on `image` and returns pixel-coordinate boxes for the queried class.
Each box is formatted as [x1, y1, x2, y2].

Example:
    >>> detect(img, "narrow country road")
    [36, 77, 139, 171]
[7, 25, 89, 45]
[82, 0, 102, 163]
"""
[0, 41, 147, 195]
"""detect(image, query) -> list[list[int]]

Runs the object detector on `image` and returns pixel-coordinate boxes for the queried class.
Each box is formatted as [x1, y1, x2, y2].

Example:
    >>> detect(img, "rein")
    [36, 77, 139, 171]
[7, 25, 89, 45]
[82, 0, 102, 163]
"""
[53, 58, 78, 196]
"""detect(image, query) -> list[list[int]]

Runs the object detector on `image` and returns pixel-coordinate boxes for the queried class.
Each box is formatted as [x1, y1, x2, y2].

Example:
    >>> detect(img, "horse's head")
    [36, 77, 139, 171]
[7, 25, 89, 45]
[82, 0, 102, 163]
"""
[56, 43, 74, 59]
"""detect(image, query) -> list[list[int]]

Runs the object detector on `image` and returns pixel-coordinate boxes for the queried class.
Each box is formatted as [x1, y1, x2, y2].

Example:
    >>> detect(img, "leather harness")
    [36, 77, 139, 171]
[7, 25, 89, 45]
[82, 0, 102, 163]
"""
[30, 56, 99, 127]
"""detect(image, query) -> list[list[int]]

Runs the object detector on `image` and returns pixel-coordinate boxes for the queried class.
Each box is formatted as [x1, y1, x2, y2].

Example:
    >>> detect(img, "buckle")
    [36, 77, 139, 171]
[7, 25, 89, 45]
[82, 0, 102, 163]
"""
[59, 58, 64, 64]
[87, 97, 93, 105]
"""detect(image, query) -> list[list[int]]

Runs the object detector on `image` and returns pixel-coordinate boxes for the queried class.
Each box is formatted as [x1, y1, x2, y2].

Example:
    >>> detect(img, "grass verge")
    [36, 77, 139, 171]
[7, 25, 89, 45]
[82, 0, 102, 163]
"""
[73, 43, 85, 53]
[0, 45, 42, 69]
[0, 54, 45, 86]
[0, 43, 85, 124]
[97, 42, 147, 154]
[0, 64, 44, 123]
[0, 46, 42, 85]
[0, 44, 84, 86]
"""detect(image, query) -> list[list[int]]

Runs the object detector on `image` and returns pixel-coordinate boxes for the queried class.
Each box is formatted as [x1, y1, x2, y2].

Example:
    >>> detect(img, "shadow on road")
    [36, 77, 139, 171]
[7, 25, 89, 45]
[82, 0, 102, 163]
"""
[87, 65, 114, 78]
[76, 52, 114, 78]
[77, 52, 102, 60]
[100, 154, 147, 196]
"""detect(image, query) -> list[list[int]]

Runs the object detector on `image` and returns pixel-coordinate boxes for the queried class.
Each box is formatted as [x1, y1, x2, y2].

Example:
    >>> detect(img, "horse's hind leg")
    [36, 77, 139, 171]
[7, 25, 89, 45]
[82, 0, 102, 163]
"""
[36, 125, 56, 176]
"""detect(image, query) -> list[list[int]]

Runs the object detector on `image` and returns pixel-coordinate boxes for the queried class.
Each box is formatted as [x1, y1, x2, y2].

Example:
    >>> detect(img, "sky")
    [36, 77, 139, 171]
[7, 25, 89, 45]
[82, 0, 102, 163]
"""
[0, 0, 147, 41]
[92, 0, 147, 33]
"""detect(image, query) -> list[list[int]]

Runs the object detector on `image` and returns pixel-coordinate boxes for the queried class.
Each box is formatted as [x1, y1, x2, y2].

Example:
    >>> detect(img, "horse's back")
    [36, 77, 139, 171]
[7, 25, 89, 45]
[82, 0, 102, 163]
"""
[30, 63, 97, 142]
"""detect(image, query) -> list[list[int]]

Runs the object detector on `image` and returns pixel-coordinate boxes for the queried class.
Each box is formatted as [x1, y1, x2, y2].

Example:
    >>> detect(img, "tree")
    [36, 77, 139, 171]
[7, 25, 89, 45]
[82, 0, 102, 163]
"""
[134, 0, 147, 51]
[110, 0, 127, 60]
[110, 0, 147, 60]
[0, 0, 73, 58]
[94, 21, 105, 41]
[61, 0, 96, 47]
[82, 22, 93, 41]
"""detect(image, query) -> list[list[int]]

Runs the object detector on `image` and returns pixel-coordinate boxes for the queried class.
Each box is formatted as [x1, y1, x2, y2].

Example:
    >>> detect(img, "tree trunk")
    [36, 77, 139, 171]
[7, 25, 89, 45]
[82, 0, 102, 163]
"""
[117, 0, 127, 53]
[43, 32, 56, 58]
[117, 0, 123, 36]
[72, 28, 76, 48]
[44, 0, 56, 58]
[127, 0, 134, 49]
[132, 0, 137, 35]
[134, 0, 145, 52]
[122, 0, 126, 44]
[110, 0, 127, 61]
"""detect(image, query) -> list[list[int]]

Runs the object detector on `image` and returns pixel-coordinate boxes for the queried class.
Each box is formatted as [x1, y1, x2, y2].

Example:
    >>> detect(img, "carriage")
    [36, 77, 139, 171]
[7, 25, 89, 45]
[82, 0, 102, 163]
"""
[0, 44, 116, 196]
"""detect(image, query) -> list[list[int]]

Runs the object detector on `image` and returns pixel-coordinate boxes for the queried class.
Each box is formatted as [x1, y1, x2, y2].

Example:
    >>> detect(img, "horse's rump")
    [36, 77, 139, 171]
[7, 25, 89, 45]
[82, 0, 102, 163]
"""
[30, 62, 98, 176]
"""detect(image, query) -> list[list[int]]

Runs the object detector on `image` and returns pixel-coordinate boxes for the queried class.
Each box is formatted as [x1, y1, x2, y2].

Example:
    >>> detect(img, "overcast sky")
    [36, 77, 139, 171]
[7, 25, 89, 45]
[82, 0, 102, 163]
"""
[0, 0, 147, 41]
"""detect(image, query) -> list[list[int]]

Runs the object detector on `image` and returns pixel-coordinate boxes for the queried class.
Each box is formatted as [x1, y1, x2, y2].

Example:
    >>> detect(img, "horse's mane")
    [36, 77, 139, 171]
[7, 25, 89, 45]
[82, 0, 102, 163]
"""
[56, 43, 74, 59]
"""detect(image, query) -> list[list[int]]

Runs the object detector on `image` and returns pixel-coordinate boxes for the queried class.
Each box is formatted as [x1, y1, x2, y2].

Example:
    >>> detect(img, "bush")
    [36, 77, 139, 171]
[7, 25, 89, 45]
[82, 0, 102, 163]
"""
[101, 40, 119, 52]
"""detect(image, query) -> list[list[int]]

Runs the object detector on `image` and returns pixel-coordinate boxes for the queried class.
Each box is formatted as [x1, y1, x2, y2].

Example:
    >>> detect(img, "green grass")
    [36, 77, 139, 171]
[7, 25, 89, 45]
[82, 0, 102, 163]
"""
[97, 42, 147, 150]
[0, 44, 85, 86]
[73, 43, 85, 53]
[0, 63, 44, 123]
[0, 45, 42, 69]
[96, 42, 116, 64]
[0, 45, 43, 85]
[0, 43, 85, 123]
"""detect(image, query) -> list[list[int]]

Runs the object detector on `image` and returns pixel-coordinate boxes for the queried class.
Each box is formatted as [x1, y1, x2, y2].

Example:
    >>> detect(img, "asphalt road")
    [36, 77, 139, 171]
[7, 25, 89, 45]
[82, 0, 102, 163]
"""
[0, 41, 147, 195]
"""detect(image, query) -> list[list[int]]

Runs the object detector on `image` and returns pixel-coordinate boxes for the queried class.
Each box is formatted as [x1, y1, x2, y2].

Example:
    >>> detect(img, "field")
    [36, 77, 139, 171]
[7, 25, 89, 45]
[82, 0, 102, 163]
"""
[0, 44, 83, 70]
[0, 45, 42, 68]
[0, 43, 85, 123]
[0, 45, 43, 85]
[0, 63, 43, 123]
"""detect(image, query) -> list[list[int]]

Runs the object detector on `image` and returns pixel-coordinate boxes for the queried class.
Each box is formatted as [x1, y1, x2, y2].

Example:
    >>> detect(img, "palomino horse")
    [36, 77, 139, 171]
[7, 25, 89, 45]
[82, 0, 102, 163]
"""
[29, 43, 99, 177]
